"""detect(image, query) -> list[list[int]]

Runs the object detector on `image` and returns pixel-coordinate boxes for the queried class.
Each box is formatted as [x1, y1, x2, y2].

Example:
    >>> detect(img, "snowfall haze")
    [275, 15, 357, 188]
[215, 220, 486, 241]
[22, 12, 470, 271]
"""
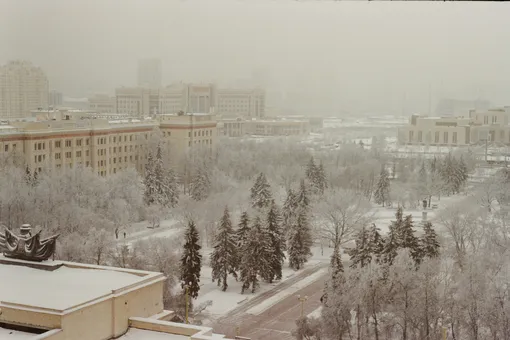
[1, 0, 510, 114]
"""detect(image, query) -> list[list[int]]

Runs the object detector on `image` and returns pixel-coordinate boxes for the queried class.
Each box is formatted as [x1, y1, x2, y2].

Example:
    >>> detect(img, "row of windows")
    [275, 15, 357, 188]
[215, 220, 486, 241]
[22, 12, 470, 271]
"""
[187, 129, 214, 138]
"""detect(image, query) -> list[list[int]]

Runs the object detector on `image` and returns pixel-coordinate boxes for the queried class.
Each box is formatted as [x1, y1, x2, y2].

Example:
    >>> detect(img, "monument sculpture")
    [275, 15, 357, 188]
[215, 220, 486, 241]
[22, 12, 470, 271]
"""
[0, 224, 59, 261]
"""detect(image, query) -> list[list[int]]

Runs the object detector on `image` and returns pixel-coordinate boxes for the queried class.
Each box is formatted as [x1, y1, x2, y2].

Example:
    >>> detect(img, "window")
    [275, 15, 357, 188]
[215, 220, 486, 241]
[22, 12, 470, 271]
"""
[38, 155, 42, 162]
[114, 147, 116, 153]
[4, 144, 8, 152]
[452, 132, 457, 144]
[444, 132, 448, 143]
[434, 131, 439, 143]
[55, 153, 61, 160]
[86, 161, 89, 167]
[188, 132, 191, 137]
[55, 141, 61, 148]
[492, 116, 497, 124]
[66, 152, 72, 159]
[409, 131, 414, 141]
[418, 131, 422, 143]
[65, 140, 72, 147]
[86, 138, 89, 146]
[484, 116, 489, 124]
[124, 146, 127, 152]
[130, 135, 132, 141]
[76, 151, 82, 157]
[76, 139, 82, 146]
[86, 150, 89, 156]
[113, 137, 116, 143]
[34, 143, 37, 151]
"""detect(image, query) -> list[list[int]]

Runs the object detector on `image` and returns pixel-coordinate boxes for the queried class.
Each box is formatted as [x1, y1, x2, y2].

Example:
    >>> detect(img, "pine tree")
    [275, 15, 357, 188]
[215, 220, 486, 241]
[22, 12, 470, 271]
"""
[322, 245, 343, 304]
[316, 161, 327, 194]
[399, 214, 421, 264]
[210, 207, 238, 291]
[305, 156, 317, 184]
[180, 220, 202, 299]
[236, 211, 250, 249]
[239, 216, 272, 293]
[348, 226, 372, 268]
[153, 144, 179, 207]
[458, 155, 469, 188]
[288, 209, 313, 270]
[367, 223, 384, 263]
[144, 151, 157, 205]
[266, 200, 286, 282]
[164, 167, 179, 207]
[374, 165, 390, 206]
[296, 179, 310, 210]
[282, 188, 298, 235]
[381, 208, 404, 265]
[421, 222, 440, 259]
[190, 164, 211, 201]
[250, 172, 273, 209]
[419, 160, 427, 182]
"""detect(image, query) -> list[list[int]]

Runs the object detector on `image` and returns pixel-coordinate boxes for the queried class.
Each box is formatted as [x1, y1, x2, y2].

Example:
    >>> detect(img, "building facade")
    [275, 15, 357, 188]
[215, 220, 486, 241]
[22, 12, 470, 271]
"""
[137, 59, 162, 89]
[398, 108, 510, 146]
[49, 90, 63, 107]
[0, 60, 49, 119]
[115, 84, 216, 117]
[0, 112, 217, 176]
[216, 88, 265, 118]
[88, 94, 116, 113]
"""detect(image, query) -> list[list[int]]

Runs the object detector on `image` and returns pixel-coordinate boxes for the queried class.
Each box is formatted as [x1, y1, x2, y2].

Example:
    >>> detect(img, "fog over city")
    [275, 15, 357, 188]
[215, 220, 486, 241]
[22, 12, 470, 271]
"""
[2, 0, 510, 114]
[2, 2, 510, 340]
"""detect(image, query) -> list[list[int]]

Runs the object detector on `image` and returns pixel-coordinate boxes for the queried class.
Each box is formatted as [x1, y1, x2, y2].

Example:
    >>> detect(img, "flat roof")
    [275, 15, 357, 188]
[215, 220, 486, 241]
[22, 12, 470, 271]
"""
[119, 328, 189, 340]
[0, 262, 145, 311]
[0, 326, 34, 339]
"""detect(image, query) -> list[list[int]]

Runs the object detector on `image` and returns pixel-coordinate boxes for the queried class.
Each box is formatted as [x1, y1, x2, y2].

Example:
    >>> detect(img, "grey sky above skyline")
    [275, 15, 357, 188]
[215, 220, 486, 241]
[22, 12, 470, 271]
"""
[1, 0, 509, 115]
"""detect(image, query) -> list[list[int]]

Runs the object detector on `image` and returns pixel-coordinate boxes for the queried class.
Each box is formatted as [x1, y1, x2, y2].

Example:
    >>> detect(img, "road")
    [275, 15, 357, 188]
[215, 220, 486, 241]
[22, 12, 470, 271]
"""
[211, 265, 328, 340]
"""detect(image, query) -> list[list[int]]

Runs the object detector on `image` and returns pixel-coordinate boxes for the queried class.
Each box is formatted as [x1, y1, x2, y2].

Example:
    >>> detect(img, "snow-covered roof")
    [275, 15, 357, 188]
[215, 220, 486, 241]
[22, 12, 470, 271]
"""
[118, 328, 189, 340]
[0, 326, 33, 339]
[0, 261, 146, 310]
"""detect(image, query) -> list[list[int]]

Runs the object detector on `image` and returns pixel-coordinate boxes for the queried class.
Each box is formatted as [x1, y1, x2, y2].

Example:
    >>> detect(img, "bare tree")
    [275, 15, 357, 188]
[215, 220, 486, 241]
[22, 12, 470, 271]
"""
[315, 189, 373, 249]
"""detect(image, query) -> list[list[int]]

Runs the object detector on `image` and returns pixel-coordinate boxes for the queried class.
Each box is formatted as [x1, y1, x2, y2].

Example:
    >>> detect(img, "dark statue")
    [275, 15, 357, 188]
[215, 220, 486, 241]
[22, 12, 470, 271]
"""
[0, 224, 59, 262]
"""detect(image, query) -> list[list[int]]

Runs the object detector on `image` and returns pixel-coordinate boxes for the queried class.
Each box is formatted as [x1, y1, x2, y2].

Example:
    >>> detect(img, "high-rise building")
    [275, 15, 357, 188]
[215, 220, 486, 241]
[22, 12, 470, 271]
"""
[48, 90, 63, 107]
[0, 60, 49, 118]
[137, 59, 162, 89]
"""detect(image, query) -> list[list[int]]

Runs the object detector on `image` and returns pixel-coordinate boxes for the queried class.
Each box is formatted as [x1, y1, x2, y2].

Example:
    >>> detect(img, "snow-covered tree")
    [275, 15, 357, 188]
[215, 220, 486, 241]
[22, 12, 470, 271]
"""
[374, 165, 390, 206]
[144, 145, 179, 207]
[210, 207, 238, 291]
[239, 216, 272, 293]
[180, 220, 202, 299]
[292, 317, 323, 340]
[305, 156, 317, 184]
[282, 188, 298, 235]
[236, 211, 250, 250]
[296, 178, 310, 210]
[250, 172, 273, 209]
[420, 222, 440, 259]
[316, 189, 372, 249]
[399, 214, 422, 265]
[190, 163, 211, 201]
[144, 151, 157, 205]
[288, 209, 313, 270]
[266, 200, 286, 282]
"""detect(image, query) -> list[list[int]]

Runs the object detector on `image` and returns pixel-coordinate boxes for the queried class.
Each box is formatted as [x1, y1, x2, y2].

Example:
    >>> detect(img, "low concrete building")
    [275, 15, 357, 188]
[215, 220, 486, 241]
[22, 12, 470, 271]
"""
[245, 118, 310, 136]
[0, 255, 233, 340]
[398, 108, 510, 146]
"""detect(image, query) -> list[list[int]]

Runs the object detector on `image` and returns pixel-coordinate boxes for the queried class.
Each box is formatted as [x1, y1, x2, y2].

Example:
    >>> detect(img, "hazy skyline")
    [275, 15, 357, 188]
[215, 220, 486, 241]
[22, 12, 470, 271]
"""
[1, 0, 509, 115]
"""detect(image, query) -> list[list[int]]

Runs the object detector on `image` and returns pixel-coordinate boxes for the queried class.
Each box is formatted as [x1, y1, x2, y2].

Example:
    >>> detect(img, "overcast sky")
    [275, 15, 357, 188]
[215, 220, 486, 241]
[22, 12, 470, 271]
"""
[1, 0, 509, 115]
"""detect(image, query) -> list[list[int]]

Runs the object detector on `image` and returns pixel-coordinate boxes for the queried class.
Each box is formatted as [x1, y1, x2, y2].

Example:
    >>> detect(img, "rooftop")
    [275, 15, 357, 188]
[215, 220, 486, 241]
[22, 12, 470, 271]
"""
[0, 258, 162, 311]
[118, 328, 188, 340]
[0, 326, 34, 339]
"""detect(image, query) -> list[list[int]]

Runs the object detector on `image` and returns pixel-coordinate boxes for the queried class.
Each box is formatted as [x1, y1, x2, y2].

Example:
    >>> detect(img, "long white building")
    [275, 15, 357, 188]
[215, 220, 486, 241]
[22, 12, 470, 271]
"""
[216, 88, 265, 118]
[0, 60, 49, 119]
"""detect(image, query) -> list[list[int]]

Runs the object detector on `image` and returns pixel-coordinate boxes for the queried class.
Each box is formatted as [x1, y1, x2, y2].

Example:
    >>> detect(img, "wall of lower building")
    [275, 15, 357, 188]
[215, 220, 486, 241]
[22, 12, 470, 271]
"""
[0, 305, 61, 331]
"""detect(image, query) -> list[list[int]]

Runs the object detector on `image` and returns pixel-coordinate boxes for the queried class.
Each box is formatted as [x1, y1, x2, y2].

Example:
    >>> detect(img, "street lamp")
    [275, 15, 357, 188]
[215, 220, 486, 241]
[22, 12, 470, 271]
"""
[297, 295, 308, 318]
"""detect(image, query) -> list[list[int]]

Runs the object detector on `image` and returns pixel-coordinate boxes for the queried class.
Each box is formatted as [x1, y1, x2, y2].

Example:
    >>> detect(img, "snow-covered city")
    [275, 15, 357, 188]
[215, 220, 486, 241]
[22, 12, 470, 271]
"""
[1, 1, 510, 340]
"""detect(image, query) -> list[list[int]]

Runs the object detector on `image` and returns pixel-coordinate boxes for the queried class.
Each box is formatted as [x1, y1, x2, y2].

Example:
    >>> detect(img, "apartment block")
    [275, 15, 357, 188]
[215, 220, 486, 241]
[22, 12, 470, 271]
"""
[216, 88, 265, 118]
[398, 108, 510, 146]
[88, 94, 116, 113]
[0, 60, 49, 119]
[0, 111, 217, 176]
[157, 113, 217, 166]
